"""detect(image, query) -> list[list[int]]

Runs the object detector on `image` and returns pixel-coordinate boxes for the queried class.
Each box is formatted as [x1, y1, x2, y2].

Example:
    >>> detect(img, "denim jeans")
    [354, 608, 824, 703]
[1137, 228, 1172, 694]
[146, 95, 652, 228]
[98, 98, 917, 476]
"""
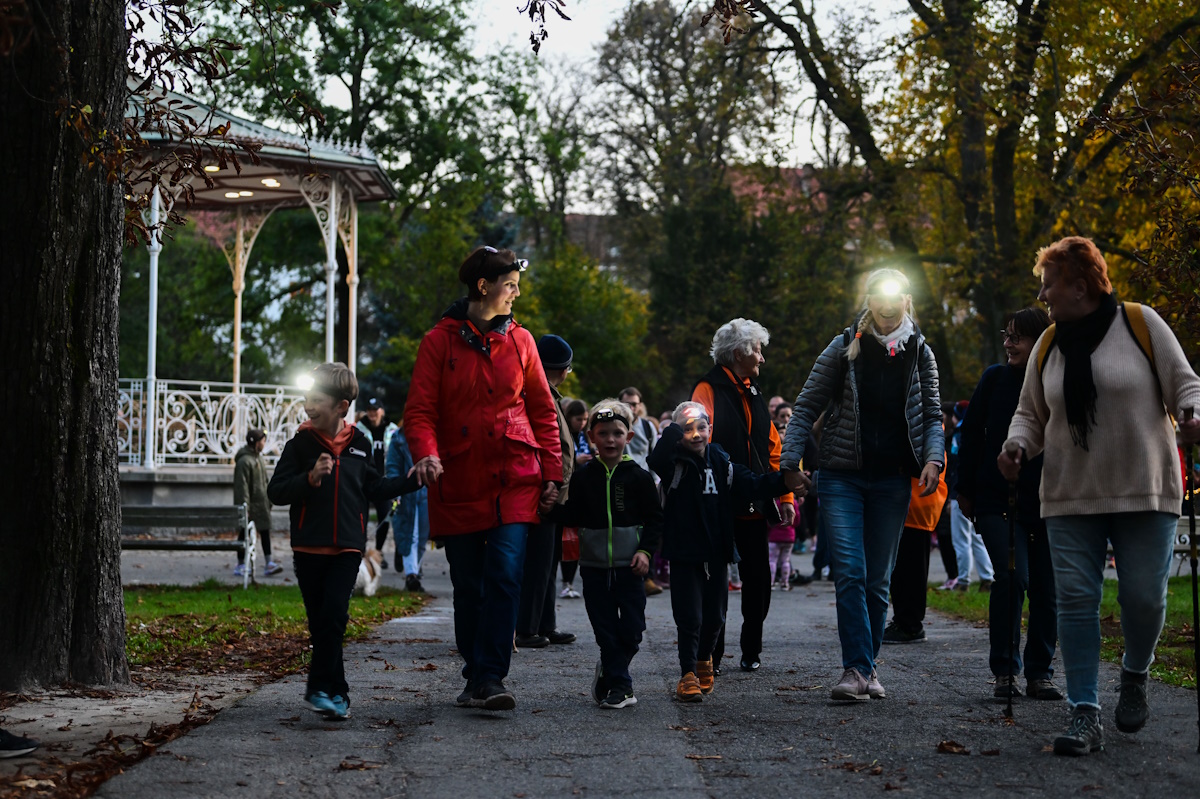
[951, 499, 994, 583]
[400, 496, 430, 577]
[517, 521, 558, 637]
[294, 551, 362, 701]
[819, 470, 912, 675]
[580, 566, 646, 691]
[1045, 512, 1176, 709]
[976, 514, 1057, 680]
[442, 523, 529, 686]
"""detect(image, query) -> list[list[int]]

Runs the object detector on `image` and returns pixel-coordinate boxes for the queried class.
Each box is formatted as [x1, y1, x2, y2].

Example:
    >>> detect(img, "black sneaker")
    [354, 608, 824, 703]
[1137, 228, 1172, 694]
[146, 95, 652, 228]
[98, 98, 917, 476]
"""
[1026, 677, 1064, 701]
[405, 574, 424, 592]
[1053, 707, 1104, 756]
[380, 557, 389, 570]
[474, 681, 516, 711]
[882, 620, 927, 644]
[455, 681, 477, 708]
[515, 634, 550, 648]
[599, 687, 637, 709]
[546, 630, 577, 645]
[0, 729, 39, 758]
[1115, 669, 1149, 733]
[789, 571, 814, 586]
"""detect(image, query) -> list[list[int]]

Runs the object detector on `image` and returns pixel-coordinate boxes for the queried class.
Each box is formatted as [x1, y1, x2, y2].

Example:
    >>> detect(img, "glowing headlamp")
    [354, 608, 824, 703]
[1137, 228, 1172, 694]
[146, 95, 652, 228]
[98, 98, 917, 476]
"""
[874, 279, 903, 297]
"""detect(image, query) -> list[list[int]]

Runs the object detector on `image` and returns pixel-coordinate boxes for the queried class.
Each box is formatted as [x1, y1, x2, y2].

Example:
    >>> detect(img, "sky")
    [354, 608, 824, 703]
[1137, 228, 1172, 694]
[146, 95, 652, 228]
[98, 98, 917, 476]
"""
[472, 0, 619, 61]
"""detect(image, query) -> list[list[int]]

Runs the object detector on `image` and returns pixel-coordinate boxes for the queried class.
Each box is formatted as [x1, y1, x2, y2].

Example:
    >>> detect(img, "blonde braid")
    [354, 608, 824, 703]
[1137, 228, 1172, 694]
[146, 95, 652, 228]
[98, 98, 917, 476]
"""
[845, 313, 873, 361]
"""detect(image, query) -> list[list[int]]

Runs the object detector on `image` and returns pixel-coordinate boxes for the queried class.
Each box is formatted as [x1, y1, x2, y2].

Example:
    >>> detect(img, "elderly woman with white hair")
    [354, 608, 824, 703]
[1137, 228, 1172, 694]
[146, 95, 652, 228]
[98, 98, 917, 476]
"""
[690, 318, 798, 674]
[780, 269, 944, 701]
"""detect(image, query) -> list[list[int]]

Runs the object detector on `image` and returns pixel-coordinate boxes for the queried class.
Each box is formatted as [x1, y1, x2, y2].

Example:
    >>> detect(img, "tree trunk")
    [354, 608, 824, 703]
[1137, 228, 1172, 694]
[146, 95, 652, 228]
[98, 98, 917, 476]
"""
[0, 0, 130, 689]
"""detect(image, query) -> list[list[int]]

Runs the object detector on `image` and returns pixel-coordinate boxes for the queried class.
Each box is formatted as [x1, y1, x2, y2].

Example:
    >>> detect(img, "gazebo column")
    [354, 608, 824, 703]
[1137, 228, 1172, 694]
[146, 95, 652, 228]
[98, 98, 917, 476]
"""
[299, 174, 340, 364]
[337, 187, 359, 376]
[143, 189, 162, 470]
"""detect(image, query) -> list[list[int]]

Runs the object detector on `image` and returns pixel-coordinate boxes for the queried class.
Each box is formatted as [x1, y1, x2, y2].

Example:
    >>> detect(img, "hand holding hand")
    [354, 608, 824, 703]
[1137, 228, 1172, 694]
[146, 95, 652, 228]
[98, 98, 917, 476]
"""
[414, 455, 443, 486]
[783, 469, 812, 497]
[539, 482, 559, 513]
[631, 551, 650, 577]
[997, 443, 1023, 482]
[779, 500, 796, 527]
[918, 462, 941, 497]
[308, 453, 334, 487]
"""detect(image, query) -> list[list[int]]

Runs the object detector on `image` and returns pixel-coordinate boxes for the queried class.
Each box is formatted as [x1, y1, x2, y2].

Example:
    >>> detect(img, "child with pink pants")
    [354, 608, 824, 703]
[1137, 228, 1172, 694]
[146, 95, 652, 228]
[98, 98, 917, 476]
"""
[767, 499, 801, 590]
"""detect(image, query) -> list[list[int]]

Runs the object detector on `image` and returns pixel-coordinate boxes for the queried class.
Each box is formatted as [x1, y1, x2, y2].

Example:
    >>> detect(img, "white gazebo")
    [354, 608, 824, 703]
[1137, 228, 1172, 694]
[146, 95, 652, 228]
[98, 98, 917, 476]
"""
[119, 90, 395, 474]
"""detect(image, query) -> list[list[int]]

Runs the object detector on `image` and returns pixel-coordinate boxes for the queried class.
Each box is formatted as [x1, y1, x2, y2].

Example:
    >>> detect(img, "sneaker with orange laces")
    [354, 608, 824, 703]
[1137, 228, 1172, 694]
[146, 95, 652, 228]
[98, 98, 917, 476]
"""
[696, 659, 715, 694]
[676, 673, 703, 702]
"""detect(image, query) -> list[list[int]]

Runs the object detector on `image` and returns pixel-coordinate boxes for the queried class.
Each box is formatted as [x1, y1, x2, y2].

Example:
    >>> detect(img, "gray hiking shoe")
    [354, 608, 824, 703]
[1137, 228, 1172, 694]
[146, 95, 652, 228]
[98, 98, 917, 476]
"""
[994, 674, 1021, 699]
[1026, 677, 1063, 700]
[831, 667, 870, 701]
[1115, 669, 1149, 733]
[1053, 707, 1104, 756]
[867, 669, 886, 699]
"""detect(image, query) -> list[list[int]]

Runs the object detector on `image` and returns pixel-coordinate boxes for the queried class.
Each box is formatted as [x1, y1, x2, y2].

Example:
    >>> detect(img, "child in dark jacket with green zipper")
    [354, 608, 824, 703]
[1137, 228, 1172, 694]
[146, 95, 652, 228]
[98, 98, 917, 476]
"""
[268, 363, 420, 720]
[548, 398, 663, 709]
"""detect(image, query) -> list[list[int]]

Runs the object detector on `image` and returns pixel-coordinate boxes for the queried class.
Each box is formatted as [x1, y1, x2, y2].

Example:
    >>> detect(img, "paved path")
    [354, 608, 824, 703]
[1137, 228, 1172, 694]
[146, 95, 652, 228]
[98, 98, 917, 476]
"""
[101, 548, 1200, 798]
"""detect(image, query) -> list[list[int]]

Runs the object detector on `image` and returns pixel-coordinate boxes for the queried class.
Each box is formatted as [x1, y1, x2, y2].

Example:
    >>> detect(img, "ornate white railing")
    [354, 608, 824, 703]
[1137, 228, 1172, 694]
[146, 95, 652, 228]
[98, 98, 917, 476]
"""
[119, 378, 308, 468]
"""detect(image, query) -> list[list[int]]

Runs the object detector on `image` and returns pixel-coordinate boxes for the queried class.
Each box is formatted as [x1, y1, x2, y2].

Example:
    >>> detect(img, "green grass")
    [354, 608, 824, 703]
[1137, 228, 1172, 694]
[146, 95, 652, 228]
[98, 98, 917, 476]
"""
[125, 579, 425, 676]
[926, 577, 1199, 688]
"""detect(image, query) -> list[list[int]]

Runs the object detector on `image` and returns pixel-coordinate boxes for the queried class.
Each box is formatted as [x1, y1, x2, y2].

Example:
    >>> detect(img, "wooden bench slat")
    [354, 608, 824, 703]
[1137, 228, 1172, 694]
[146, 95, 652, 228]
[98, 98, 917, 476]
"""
[120, 540, 247, 552]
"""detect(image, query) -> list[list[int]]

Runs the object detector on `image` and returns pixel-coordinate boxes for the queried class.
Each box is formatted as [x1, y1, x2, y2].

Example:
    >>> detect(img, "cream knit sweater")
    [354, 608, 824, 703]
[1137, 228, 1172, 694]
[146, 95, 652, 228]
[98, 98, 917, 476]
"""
[1006, 304, 1200, 518]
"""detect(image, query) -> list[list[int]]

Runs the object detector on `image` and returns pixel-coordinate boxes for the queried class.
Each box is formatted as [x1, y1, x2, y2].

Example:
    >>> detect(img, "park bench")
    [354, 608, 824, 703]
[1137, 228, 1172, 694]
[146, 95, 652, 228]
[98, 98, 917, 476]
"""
[1102, 517, 1196, 576]
[120, 504, 257, 589]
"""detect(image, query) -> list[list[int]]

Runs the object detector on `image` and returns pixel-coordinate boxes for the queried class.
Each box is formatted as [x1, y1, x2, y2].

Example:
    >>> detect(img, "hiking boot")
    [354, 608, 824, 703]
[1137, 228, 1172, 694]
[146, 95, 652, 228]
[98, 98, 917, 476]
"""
[515, 634, 550, 649]
[405, 574, 424, 592]
[954, 580, 970, 592]
[600, 687, 637, 709]
[882, 620, 927, 644]
[455, 681, 478, 708]
[1115, 669, 1150, 733]
[264, 561, 283, 576]
[696, 658, 715, 694]
[591, 659, 607, 704]
[1053, 707, 1104, 755]
[831, 668, 870, 701]
[867, 669, 886, 699]
[305, 691, 338, 718]
[994, 674, 1021, 699]
[547, 630, 577, 645]
[978, 579, 993, 593]
[644, 577, 663, 596]
[0, 729, 39, 758]
[676, 673, 703, 702]
[474, 681, 516, 711]
[1027, 677, 1064, 701]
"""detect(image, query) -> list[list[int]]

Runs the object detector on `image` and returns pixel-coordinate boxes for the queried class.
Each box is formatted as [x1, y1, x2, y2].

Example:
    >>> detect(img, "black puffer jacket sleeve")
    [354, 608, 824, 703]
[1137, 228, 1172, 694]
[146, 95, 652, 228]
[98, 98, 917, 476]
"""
[914, 342, 945, 467]
[781, 334, 846, 471]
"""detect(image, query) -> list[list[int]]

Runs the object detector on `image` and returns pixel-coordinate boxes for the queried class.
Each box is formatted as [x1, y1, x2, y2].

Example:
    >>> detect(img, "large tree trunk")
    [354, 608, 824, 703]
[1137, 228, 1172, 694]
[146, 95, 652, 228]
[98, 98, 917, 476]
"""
[0, 0, 130, 689]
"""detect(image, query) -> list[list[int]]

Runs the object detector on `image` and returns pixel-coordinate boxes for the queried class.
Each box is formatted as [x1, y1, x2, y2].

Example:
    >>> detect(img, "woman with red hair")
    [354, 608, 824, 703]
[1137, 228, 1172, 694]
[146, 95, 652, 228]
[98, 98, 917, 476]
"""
[999, 236, 1200, 755]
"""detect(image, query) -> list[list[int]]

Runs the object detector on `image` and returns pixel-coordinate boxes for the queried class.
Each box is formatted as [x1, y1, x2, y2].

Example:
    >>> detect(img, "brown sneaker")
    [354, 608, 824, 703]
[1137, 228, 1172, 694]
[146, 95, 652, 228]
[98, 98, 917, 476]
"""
[644, 578, 664, 596]
[696, 659, 715, 694]
[831, 667, 870, 701]
[676, 673, 703, 702]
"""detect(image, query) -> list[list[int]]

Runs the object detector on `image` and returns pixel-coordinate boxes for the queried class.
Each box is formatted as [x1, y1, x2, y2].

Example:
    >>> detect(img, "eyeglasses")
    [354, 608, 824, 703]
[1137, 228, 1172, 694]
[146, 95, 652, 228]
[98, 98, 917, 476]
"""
[1000, 330, 1022, 345]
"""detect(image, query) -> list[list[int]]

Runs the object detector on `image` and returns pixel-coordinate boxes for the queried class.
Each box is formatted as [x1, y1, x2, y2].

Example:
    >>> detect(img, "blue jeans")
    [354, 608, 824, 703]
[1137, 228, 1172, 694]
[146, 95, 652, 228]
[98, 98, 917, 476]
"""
[819, 470, 912, 675]
[442, 523, 529, 686]
[951, 499, 994, 583]
[1045, 512, 1176, 709]
[976, 514, 1057, 680]
[400, 495, 430, 577]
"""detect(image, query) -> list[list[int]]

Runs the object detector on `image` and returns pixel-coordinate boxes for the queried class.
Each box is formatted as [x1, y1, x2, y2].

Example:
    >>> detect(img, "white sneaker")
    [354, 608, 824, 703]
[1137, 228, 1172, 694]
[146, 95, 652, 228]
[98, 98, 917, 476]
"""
[233, 563, 246, 578]
[560, 583, 580, 599]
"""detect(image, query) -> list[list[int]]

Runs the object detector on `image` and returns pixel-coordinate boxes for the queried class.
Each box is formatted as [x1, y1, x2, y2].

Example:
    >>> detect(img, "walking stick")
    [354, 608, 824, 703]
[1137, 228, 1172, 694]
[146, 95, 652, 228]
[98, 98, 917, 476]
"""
[1002, 441, 1020, 720]
[1185, 409, 1200, 753]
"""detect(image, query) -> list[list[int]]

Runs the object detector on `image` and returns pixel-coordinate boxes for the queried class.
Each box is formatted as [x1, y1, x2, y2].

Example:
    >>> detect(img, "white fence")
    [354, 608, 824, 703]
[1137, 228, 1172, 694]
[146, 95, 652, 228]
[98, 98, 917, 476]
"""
[119, 378, 307, 468]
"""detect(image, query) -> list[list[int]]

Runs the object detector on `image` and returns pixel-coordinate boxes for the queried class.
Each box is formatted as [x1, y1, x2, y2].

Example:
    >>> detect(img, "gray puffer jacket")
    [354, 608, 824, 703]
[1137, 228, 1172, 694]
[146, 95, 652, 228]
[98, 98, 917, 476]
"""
[780, 320, 945, 474]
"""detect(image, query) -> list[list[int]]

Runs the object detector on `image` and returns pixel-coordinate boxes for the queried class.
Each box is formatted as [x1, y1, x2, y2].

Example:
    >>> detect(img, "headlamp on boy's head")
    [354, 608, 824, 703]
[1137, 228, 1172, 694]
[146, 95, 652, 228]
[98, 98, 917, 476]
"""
[682, 407, 709, 425]
[590, 407, 629, 428]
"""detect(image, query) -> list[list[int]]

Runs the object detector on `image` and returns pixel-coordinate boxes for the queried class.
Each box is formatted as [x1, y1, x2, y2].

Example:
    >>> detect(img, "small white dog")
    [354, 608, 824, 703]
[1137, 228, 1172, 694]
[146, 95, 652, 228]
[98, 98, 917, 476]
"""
[355, 549, 384, 597]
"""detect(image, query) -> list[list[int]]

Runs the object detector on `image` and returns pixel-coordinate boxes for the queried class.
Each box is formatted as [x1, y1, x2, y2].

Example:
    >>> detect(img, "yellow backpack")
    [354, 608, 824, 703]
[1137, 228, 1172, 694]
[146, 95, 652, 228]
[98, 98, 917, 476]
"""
[1036, 301, 1155, 377]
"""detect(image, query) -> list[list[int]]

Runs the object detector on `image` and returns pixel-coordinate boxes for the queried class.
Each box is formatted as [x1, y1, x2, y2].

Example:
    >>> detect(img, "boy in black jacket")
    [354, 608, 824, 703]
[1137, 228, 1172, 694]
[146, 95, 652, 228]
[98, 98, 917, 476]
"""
[648, 402, 807, 702]
[549, 399, 663, 709]
[268, 363, 420, 720]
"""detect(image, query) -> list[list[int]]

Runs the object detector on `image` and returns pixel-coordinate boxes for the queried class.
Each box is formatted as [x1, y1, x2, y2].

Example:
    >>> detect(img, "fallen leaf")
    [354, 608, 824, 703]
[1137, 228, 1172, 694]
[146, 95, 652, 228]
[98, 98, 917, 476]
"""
[981, 749, 1000, 757]
[884, 782, 903, 791]
[937, 740, 969, 755]
[12, 780, 56, 789]
[686, 754, 722, 760]
[413, 663, 438, 672]
[667, 725, 697, 731]
[337, 759, 382, 771]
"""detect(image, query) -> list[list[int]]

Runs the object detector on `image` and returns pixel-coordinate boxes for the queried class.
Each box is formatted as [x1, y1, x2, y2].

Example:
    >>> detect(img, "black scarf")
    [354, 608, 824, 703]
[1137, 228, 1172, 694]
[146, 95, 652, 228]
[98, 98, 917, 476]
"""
[1054, 293, 1118, 451]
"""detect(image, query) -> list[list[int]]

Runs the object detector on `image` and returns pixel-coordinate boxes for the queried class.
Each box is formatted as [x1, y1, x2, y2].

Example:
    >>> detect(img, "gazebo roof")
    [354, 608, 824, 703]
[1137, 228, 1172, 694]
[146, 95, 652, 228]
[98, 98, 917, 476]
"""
[128, 87, 396, 210]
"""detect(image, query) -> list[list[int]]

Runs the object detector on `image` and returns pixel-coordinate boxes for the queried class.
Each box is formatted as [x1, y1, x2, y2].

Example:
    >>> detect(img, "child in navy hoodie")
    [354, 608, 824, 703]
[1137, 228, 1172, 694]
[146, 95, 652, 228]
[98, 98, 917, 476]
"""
[268, 363, 420, 720]
[648, 402, 808, 702]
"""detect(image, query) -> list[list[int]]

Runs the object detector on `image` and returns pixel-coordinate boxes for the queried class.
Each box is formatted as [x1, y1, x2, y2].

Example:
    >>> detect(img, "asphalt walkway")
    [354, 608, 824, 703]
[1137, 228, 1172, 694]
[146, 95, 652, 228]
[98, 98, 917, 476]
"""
[99, 547, 1200, 798]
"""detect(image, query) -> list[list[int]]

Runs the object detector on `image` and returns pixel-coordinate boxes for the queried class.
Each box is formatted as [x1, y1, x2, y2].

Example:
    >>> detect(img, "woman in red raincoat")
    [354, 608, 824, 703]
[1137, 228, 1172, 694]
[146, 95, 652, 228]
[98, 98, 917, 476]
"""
[404, 246, 563, 711]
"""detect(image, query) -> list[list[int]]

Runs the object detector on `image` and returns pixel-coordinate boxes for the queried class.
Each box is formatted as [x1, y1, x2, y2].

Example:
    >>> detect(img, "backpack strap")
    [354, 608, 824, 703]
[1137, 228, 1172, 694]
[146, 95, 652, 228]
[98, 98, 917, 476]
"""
[1036, 324, 1057, 376]
[1122, 301, 1156, 376]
